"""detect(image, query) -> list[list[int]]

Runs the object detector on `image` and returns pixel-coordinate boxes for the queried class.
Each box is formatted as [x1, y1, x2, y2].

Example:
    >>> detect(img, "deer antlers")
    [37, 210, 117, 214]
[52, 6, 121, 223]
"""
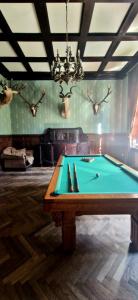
[0, 79, 46, 117]
[87, 86, 112, 115]
[18, 90, 46, 117]
[59, 85, 76, 100]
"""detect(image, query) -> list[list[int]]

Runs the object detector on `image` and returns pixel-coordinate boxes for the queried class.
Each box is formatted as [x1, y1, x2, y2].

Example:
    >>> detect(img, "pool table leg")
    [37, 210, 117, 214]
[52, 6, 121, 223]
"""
[131, 214, 138, 250]
[52, 212, 62, 226]
[62, 211, 76, 253]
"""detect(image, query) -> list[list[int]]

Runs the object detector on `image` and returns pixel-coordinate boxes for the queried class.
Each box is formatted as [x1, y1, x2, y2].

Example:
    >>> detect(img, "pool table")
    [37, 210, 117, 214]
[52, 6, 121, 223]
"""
[44, 154, 138, 252]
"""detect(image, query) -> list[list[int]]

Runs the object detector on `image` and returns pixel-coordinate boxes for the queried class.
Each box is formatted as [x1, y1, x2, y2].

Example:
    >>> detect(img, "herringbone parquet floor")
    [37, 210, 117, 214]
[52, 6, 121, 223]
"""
[0, 167, 138, 300]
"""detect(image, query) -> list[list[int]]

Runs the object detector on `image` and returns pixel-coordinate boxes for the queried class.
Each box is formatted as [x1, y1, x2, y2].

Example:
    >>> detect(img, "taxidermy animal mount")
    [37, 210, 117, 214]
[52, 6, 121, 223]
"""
[18, 90, 46, 117]
[87, 86, 112, 115]
[58, 84, 76, 118]
[0, 79, 23, 106]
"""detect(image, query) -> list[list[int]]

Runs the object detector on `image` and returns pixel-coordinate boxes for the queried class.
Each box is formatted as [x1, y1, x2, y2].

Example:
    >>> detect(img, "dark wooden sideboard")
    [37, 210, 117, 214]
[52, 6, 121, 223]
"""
[36, 128, 90, 166]
[37, 141, 90, 166]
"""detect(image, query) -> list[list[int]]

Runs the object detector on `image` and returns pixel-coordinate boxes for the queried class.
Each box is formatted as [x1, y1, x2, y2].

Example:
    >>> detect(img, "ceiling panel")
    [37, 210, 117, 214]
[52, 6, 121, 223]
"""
[0, 3, 40, 33]
[18, 42, 47, 57]
[47, 3, 82, 33]
[0, 42, 17, 57]
[2, 62, 27, 72]
[89, 3, 130, 33]
[113, 41, 138, 56]
[84, 42, 112, 57]
[0, 0, 138, 80]
[104, 61, 128, 71]
[83, 62, 101, 72]
[127, 14, 138, 32]
[29, 62, 50, 72]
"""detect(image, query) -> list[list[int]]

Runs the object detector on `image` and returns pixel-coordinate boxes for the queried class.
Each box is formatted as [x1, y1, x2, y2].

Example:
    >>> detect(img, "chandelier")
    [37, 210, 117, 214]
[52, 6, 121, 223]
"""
[51, 0, 84, 85]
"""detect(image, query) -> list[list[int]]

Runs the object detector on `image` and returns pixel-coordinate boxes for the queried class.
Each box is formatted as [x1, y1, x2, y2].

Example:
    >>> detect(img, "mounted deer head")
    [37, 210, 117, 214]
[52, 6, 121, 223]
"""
[58, 84, 76, 118]
[0, 79, 23, 106]
[18, 90, 46, 117]
[87, 86, 112, 115]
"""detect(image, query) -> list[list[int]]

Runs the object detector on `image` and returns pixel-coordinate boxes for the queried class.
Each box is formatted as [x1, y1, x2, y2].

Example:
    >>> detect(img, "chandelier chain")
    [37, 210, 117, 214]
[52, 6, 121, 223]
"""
[51, 0, 84, 84]
[66, 0, 69, 49]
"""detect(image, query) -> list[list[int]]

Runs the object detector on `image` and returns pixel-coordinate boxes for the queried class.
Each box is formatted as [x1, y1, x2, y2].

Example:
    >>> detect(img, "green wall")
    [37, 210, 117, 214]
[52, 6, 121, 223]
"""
[127, 62, 138, 131]
[0, 75, 12, 135]
[9, 79, 128, 134]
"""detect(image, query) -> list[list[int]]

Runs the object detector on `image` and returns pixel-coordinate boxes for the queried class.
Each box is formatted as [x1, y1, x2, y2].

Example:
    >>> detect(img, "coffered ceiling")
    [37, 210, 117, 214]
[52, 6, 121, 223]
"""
[0, 0, 138, 81]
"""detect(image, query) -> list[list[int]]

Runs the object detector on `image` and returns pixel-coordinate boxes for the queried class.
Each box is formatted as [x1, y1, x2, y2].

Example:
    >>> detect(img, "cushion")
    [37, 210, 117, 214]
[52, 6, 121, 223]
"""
[3, 147, 26, 157]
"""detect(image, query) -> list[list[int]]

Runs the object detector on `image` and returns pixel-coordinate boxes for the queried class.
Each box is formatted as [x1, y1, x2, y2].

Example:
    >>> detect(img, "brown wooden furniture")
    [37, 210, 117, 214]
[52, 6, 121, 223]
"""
[39, 127, 90, 165]
[1, 147, 34, 171]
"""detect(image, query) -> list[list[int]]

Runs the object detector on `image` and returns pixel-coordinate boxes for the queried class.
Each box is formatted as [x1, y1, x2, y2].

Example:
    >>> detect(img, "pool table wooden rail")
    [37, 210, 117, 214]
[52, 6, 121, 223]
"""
[44, 154, 138, 252]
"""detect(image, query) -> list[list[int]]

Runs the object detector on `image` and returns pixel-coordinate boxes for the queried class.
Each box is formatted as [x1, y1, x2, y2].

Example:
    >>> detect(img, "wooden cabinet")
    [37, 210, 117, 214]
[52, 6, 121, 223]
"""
[34, 128, 90, 166]
[36, 142, 90, 166]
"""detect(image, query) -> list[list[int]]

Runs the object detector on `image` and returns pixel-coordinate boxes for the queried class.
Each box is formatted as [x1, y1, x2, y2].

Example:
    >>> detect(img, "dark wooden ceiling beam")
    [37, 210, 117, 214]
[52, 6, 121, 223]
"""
[78, 0, 95, 57]
[87, 0, 136, 2]
[0, 0, 137, 80]
[82, 56, 132, 62]
[0, 56, 132, 63]
[97, 2, 138, 73]
[85, 71, 125, 79]
[119, 2, 138, 34]
[0, 0, 137, 3]
[1, 32, 138, 42]
[0, 12, 32, 73]
[9, 70, 124, 80]
[0, 33, 43, 42]
[34, 0, 54, 67]
[0, 57, 49, 62]
[87, 33, 138, 41]
[10, 72, 51, 80]
[121, 52, 138, 74]
[0, 62, 10, 79]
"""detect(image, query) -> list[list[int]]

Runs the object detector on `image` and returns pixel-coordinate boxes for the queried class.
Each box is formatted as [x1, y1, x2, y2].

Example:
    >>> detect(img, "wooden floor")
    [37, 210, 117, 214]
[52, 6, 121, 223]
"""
[0, 167, 138, 300]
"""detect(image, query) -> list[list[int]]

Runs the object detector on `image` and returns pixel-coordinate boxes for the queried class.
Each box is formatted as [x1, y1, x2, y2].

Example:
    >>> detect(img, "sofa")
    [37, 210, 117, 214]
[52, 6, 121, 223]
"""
[1, 147, 34, 170]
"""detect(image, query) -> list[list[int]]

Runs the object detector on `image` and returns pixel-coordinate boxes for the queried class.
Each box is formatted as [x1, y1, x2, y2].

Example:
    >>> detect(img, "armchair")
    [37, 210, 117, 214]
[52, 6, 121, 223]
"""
[1, 147, 34, 171]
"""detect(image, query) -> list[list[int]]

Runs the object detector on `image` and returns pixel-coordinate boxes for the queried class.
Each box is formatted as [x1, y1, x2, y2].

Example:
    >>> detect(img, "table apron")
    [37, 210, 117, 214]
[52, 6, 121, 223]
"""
[44, 201, 138, 215]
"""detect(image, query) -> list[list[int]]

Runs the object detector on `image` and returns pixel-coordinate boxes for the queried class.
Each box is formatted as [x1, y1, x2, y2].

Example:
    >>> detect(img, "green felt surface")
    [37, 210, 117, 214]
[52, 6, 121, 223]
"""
[54, 155, 138, 195]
